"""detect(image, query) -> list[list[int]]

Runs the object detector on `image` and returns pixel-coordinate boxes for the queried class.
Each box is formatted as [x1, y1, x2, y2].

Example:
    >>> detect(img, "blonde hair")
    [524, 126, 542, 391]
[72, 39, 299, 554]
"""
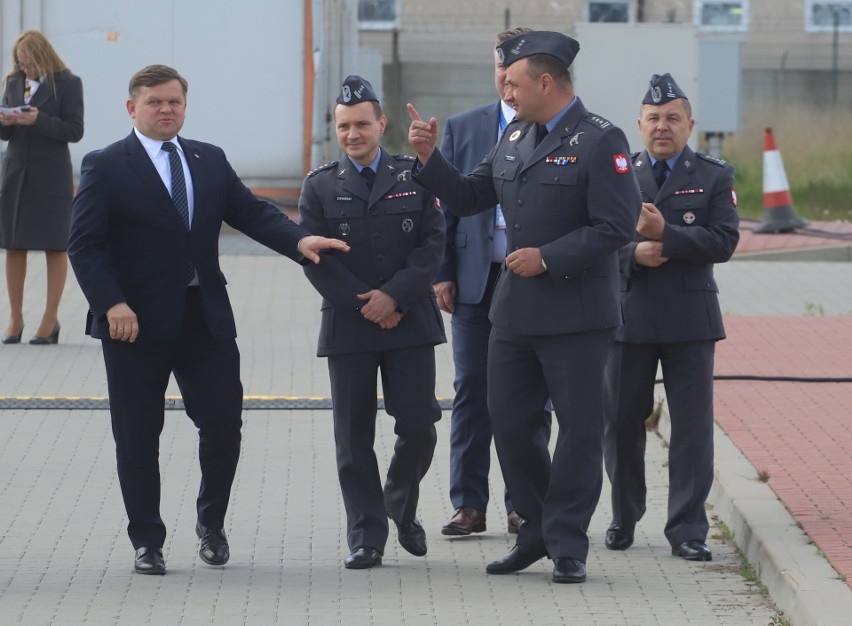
[5, 29, 69, 89]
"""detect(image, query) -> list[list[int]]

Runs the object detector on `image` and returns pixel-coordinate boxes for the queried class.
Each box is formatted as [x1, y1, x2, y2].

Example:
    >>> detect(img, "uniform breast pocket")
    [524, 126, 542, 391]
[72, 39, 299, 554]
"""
[494, 160, 520, 182]
[384, 198, 422, 235]
[323, 202, 364, 238]
[668, 196, 708, 226]
[536, 167, 580, 212]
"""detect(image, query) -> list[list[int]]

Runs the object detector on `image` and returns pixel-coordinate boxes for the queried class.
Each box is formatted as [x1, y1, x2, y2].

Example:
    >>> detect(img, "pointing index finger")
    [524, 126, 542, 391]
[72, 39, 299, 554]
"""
[407, 103, 423, 123]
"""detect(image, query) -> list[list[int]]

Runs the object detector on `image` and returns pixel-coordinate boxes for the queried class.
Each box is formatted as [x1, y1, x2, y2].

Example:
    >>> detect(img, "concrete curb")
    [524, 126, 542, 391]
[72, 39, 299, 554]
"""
[658, 412, 852, 626]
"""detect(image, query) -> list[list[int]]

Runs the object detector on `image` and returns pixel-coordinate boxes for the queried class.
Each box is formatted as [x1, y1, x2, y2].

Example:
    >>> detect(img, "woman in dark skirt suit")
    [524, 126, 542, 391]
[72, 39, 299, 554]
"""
[0, 29, 84, 344]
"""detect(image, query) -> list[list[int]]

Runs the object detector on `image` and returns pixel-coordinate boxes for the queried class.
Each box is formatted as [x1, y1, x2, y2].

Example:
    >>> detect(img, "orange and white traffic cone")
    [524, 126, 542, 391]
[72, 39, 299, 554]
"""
[754, 127, 808, 233]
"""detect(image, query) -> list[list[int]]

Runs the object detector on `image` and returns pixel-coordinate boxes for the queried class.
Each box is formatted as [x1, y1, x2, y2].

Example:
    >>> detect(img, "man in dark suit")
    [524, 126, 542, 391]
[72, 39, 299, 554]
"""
[603, 73, 739, 562]
[298, 76, 446, 570]
[408, 32, 640, 583]
[68, 65, 348, 575]
[434, 27, 550, 538]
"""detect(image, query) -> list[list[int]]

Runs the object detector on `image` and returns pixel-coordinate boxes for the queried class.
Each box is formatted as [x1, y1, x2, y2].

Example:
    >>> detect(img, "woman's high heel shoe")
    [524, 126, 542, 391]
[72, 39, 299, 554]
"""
[29, 322, 60, 345]
[2, 325, 24, 344]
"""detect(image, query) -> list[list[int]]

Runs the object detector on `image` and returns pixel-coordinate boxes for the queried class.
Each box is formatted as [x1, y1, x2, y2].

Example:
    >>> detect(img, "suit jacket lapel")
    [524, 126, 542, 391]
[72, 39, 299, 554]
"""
[28, 74, 58, 109]
[634, 151, 657, 202]
[370, 151, 402, 205]
[338, 158, 371, 203]
[656, 146, 697, 203]
[520, 99, 586, 173]
[123, 132, 185, 228]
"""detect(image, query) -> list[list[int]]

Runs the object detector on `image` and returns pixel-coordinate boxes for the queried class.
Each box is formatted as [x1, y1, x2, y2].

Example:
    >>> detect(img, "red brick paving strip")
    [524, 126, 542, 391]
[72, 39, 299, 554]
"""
[715, 316, 852, 588]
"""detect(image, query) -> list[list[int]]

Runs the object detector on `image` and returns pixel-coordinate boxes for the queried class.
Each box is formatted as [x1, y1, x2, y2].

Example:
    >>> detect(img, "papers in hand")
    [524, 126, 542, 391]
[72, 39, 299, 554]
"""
[0, 106, 27, 115]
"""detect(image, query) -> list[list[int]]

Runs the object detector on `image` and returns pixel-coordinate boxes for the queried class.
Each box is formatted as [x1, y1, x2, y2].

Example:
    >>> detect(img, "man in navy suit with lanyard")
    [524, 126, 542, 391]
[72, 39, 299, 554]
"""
[434, 27, 550, 538]
[69, 65, 348, 575]
[602, 73, 739, 562]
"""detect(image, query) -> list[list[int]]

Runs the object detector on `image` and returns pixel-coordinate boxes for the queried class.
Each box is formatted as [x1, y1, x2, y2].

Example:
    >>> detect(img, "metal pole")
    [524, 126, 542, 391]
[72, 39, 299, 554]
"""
[504, 7, 510, 31]
[832, 9, 839, 105]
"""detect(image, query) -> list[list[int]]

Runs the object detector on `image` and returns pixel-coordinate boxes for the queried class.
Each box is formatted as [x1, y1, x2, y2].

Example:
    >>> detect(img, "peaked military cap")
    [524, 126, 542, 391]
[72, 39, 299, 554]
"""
[336, 74, 379, 105]
[496, 30, 580, 69]
[642, 73, 689, 105]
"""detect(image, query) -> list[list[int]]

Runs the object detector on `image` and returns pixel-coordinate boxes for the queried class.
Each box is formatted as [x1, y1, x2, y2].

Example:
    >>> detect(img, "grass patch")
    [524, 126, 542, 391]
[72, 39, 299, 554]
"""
[706, 105, 852, 222]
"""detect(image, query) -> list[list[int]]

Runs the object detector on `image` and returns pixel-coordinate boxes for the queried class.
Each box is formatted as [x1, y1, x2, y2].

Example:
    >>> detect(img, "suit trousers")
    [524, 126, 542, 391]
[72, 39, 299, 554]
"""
[603, 340, 715, 546]
[328, 345, 440, 553]
[101, 288, 243, 549]
[448, 262, 505, 512]
[488, 326, 614, 562]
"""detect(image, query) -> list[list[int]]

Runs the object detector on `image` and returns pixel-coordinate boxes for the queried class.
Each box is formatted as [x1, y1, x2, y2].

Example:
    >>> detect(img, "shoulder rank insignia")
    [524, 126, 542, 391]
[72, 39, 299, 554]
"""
[697, 152, 726, 166]
[584, 113, 612, 130]
[307, 161, 338, 177]
[393, 153, 416, 161]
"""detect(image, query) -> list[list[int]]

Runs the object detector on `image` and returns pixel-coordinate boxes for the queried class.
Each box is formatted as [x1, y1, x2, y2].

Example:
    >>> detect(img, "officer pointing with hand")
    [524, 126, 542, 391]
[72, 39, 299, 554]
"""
[408, 31, 640, 584]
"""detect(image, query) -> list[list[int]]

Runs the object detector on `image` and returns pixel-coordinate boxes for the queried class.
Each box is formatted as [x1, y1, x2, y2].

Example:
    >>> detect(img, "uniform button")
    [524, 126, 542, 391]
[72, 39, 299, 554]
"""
[553, 176, 560, 182]
[339, 211, 346, 216]
[517, 199, 523, 206]
[376, 254, 384, 261]
[373, 232, 381, 239]
[513, 224, 521, 231]
[521, 176, 528, 183]
[379, 277, 386, 283]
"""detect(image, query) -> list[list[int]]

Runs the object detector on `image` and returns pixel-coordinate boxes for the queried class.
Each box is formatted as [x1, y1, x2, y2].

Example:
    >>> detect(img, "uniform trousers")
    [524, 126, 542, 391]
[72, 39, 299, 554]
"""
[488, 325, 614, 562]
[328, 344, 440, 553]
[604, 340, 715, 546]
[101, 288, 243, 549]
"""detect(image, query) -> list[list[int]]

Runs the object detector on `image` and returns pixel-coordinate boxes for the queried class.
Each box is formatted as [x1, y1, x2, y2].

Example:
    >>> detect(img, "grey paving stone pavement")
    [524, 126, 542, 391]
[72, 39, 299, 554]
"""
[3, 239, 847, 624]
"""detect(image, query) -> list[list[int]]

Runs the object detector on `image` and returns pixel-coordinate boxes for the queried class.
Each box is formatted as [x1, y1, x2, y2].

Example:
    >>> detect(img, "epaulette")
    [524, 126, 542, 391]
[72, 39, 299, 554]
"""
[581, 112, 615, 131]
[697, 152, 727, 167]
[307, 161, 338, 177]
[393, 153, 416, 161]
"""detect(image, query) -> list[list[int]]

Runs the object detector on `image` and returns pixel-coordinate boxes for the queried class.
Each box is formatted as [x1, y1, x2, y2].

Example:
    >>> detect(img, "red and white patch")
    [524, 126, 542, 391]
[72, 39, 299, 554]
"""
[731, 187, 737, 207]
[612, 154, 630, 174]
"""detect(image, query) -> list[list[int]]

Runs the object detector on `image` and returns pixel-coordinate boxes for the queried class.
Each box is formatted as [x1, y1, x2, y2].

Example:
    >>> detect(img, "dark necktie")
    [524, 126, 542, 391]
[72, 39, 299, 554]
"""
[161, 141, 190, 230]
[361, 166, 375, 191]
[653, 159, 670, 190]
[534, 123, 549, 147]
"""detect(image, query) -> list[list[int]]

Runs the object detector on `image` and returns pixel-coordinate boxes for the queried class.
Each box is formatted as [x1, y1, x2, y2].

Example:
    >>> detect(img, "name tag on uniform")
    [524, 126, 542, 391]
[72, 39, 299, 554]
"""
[336, 196, 353, 201]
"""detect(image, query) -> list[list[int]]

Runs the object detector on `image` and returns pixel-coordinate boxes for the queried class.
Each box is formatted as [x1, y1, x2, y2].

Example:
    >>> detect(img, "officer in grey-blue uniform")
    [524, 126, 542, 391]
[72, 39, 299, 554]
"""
[408, 32, 640, 584]
[298, 75, 446, 570]
[603, 73, 739, 562]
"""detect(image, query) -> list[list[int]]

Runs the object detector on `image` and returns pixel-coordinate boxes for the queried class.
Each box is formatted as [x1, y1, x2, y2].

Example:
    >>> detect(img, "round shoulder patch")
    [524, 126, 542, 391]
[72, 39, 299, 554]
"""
[307, 161, 338, 177]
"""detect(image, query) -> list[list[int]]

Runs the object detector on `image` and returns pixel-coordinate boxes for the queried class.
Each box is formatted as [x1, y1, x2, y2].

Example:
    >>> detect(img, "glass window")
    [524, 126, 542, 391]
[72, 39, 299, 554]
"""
[358, 0, 400, 30]
[587, 1, 631, 23]
[806, 2, 852, 32]
[694, 1, 749, 31]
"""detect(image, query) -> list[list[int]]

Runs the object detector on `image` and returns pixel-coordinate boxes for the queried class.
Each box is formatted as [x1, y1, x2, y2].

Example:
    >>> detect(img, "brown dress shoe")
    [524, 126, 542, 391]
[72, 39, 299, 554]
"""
[506, 511, 524, 534]
[442, 507, 486, 536]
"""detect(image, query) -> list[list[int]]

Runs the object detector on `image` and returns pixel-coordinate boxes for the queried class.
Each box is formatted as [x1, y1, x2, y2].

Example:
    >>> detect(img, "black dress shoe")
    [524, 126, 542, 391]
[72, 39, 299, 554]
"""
[344, 547, 383, 569]
[29, 322, 60, 345]
[552, 557, 586, 583]
[134, 546, 166, 575]
[485, 544, 547, 574]
[506, 511, 524, 534]
[395, 518, 427, 556]
[2, 325, 23, 344]
[196, 521, 230, 565]
[442, 507, 486, 536]
[672, 540, 713, 561]
[605, 524, 635, 551]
